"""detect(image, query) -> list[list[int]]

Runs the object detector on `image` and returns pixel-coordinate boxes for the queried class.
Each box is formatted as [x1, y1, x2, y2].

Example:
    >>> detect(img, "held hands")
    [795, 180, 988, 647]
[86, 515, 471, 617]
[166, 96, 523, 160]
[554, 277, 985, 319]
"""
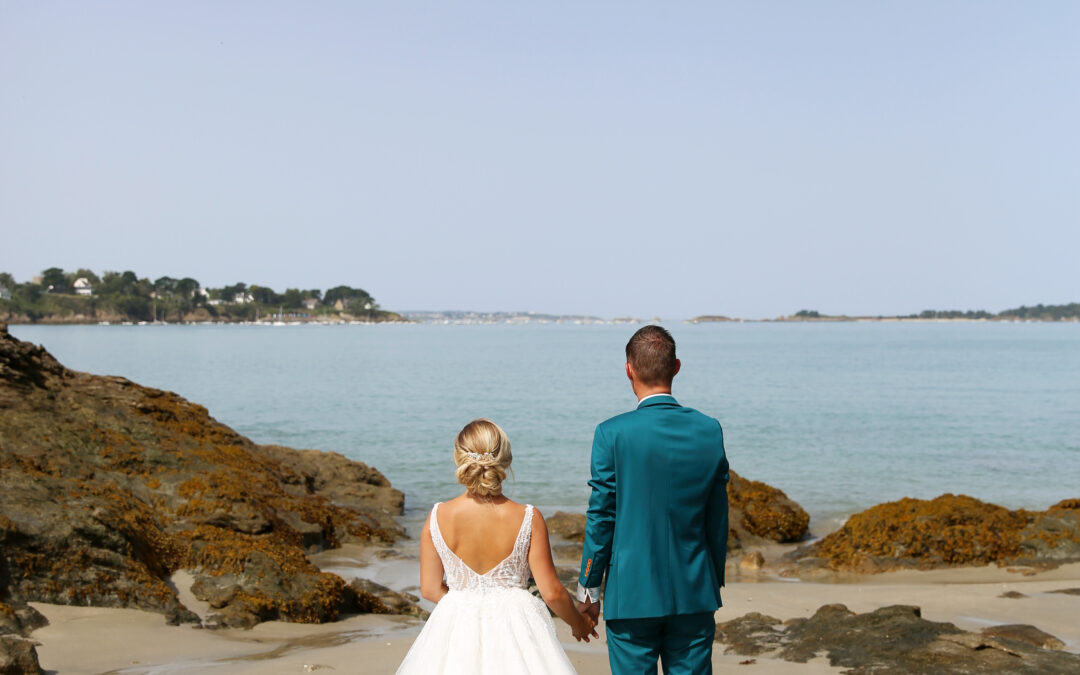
[578, 598, 600, 623]
[572, 599, 600, 642]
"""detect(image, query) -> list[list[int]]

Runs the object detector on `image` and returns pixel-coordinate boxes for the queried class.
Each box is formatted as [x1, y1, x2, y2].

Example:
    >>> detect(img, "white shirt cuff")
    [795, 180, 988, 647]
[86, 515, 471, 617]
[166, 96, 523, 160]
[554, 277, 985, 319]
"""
[576, 583, 601, 604]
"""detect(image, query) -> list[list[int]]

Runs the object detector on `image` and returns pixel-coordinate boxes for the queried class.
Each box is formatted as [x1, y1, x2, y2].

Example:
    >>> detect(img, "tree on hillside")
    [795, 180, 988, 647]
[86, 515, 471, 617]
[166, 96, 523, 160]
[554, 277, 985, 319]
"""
[99, 270, 142, 296]
[99, 271, 122, 295]
[350, 297, 377, 314]
[323, 285, 374, 307]
[41, 267, 68, 293]
[282, 288, 303, 309]
[154, 276, 178, 295]
[248, 285, 282, 305]
[175, 277, 200, 300]
[219, 283, 247, 303]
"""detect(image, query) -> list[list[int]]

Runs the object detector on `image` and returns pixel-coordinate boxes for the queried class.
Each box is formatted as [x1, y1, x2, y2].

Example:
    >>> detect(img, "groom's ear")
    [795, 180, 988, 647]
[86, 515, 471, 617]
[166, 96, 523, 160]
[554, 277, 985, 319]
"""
[673, 359, 681, 377]
[625, 362, 634, 382]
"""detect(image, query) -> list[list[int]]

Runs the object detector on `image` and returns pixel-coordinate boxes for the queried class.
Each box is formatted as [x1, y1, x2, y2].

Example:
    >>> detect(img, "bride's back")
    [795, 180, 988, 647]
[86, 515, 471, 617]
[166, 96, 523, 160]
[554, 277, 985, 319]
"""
[436, 496, 529, 574]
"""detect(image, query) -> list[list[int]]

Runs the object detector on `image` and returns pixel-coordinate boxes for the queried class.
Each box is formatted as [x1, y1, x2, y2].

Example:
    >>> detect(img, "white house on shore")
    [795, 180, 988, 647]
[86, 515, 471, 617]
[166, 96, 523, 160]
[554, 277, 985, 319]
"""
[73, 278, 94, 296]
[0, 285, 10, 300]
[302, 297, 320, 310]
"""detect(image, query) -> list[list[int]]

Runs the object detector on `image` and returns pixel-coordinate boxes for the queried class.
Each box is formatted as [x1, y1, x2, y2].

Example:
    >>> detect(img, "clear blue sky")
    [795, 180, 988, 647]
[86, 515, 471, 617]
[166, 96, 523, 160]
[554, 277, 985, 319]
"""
[2, 2, 1077, 319]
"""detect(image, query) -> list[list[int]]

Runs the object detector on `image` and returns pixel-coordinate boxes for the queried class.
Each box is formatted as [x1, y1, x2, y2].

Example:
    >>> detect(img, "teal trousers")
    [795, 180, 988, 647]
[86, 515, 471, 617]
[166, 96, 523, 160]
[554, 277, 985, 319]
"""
[605, 612, 715, 675]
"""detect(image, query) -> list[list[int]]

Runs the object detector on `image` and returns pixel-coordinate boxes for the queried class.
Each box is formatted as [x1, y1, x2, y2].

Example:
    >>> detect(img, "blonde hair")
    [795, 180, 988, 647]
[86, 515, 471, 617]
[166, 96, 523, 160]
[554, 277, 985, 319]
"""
[454, 419, 512, 498]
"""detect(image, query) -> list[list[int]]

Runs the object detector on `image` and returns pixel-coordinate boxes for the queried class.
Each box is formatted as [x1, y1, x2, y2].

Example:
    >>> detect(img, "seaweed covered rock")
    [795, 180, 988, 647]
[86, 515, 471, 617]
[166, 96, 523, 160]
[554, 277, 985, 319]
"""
[800, 494, 1080, 573]
[344, 579, 428, 619]
[0, 635, 42, 675]
[715, 604, 1080, 674]
[727, 471, 810, 547]
[0, 602, 46, 638]
[0, 327, 404, 628]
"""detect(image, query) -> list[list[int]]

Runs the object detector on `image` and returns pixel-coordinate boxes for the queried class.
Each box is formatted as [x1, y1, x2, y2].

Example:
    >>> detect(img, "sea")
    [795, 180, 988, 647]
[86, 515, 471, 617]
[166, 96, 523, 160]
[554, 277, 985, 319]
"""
[10, 322, 1080, 534]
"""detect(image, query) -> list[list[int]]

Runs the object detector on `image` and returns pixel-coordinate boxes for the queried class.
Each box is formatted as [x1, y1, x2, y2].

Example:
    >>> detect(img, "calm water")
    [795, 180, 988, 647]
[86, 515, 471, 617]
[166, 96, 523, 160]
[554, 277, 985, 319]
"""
[10, 323, 1080, 529]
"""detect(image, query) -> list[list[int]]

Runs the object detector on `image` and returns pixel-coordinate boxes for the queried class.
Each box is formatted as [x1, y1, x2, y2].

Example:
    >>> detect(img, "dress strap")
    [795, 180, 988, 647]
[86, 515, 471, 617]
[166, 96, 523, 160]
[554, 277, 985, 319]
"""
[514, 504, 535, 555]
[429, 503, 450, 557]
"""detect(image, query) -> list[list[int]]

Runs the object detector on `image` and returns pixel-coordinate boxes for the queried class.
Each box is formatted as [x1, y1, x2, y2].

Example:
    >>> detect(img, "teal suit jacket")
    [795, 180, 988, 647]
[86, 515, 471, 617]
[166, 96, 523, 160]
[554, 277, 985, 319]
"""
[579, 394, 729, 620]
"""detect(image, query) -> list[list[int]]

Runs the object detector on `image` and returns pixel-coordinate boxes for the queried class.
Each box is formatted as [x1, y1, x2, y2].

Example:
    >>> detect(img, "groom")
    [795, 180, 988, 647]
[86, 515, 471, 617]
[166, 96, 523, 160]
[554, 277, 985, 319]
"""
[577, 325, 730, 674]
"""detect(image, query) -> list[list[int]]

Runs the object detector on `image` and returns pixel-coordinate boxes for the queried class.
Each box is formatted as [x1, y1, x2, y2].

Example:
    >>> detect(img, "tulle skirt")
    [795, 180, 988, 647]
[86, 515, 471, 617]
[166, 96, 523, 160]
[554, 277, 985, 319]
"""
[395, 587, 577, 674]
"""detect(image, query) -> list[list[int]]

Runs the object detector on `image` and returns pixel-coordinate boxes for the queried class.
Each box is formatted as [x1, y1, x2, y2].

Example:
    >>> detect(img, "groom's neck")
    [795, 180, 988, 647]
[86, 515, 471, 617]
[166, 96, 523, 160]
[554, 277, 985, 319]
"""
[634, 383, 672, 401]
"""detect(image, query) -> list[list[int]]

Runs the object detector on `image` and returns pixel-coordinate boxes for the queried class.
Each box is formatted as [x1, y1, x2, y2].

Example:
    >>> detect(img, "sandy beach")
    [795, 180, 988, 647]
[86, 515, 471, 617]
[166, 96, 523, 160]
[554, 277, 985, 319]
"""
[29, 562, 1080, 674]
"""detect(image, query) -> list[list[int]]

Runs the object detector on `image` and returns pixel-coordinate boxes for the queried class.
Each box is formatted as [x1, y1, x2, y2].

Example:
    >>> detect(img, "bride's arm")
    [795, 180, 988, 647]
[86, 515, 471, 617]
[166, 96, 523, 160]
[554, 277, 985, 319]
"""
[528, 509, 598, 642]
[419, 513, 448, 603]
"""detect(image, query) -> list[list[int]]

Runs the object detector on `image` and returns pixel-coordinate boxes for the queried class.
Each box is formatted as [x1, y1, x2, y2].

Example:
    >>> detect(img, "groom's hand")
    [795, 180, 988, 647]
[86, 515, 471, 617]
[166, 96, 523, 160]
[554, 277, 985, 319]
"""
[577, 598, 600, 623]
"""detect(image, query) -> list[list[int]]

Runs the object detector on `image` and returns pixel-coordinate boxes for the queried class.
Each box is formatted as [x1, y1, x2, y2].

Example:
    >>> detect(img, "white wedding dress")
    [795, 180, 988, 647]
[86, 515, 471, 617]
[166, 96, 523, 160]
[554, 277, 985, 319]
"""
[395, 503, 577, 674]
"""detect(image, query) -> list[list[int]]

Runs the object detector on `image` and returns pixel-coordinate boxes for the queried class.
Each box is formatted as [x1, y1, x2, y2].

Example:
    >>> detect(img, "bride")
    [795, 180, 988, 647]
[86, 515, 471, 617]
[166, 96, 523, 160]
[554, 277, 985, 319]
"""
[396, 419, 598, 674]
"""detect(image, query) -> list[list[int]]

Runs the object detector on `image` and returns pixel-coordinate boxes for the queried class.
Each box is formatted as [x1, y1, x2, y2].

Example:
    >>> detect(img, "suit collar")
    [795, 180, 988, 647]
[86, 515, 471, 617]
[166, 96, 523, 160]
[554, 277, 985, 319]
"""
[636, 393, 678, 409]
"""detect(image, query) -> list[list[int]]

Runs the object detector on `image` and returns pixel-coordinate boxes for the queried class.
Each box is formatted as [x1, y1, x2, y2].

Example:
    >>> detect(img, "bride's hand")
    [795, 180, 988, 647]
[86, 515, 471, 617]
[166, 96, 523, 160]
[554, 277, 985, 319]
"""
[572, 612, 599, 642]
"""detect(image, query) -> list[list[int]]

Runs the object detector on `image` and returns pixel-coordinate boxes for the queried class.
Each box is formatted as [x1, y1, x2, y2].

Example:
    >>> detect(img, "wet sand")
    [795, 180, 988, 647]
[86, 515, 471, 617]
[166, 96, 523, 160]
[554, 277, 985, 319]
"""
[30, 562, 1080, 674]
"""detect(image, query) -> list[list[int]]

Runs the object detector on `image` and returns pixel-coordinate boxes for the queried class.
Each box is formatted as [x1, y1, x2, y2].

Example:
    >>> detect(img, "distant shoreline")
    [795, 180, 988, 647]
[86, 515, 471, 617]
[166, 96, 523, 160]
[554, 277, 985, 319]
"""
[4, 315, 1079, 327]
[689, 315, 1080, 324]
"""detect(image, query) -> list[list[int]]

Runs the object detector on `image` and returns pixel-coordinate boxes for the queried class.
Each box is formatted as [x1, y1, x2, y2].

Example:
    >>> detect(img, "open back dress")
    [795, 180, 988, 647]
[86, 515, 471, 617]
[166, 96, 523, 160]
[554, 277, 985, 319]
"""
[395, 503, 577, 674]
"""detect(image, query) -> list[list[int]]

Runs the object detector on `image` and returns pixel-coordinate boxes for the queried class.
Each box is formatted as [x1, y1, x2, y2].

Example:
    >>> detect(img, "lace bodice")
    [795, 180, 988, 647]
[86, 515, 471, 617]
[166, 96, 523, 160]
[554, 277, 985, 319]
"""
[430, 503, 534, 591]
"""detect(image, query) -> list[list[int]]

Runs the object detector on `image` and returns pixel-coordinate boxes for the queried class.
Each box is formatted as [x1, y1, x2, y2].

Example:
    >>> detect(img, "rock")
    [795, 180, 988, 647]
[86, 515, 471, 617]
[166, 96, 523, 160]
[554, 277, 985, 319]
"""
[0, 603, 46, 638]
[203, 607, 261, 630]
[260, 445, 404, 537]
[981, 624, 1065, 650]
[728, 471, 810, 547]
[714, 612, 786, 655]
[546, 512, 586, 542]
[344, 579, 428, 619]
[739, 551, 765, 572]
[190, 577, 240, 609]
[0, 330, 405, 628]
[802, 494, 1080, 573]
[188, 501, 272, 535]
[1049, 587, 1080, 596]
[1016, 509, 1080, 564]
[0, 636, 42, 674]
[998, 590, 1027, 599]
[715, 603, 1080, 674]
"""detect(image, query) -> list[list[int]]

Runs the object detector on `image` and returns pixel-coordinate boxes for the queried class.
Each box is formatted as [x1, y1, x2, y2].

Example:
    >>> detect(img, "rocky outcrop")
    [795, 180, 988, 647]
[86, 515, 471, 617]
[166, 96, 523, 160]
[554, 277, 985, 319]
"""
[789, 494, 1080, 573]
[727, 471, 810, 547]
[715, 604, 1080, 674]
[0, 326, 409, 629]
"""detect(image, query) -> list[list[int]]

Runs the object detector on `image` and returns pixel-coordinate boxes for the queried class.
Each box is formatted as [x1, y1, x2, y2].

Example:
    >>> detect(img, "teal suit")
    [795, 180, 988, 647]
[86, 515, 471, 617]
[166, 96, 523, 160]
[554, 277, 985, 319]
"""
[579, 394, 729, 673]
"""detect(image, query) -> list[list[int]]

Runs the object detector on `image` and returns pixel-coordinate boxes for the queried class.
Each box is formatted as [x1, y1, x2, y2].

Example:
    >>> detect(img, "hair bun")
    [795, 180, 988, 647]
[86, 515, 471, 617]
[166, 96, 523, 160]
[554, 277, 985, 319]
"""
[454, 419, 513, 497]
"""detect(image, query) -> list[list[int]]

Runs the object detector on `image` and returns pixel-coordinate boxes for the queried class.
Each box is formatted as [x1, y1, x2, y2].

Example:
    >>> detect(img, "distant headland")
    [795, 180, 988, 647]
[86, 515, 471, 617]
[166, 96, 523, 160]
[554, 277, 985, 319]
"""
[689, 305, 1080, 323]
[0, 267, 404, 324]
[3, 267, 1076, 326]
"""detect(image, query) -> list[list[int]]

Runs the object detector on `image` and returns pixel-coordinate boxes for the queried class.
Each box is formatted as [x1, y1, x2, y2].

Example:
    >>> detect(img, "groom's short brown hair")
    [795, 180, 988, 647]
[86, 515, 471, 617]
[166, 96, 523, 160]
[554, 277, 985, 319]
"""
[626, 325, 677, 386]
